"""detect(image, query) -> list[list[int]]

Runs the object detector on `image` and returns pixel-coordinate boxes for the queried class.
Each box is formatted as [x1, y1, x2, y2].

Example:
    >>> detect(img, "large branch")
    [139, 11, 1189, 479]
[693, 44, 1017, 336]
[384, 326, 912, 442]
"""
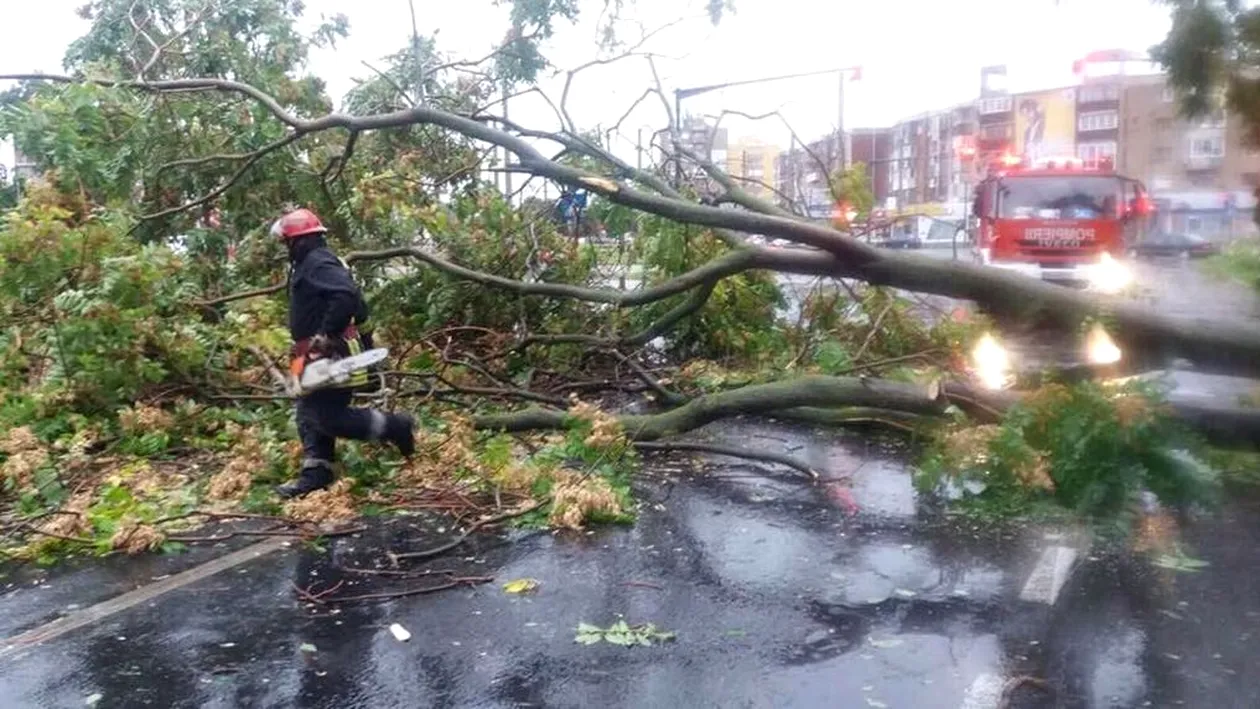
[474, 375, 949, 440]
[343, 246, 754, 307]
[10, 72, 1260, 376]
[474, 372, 1260, 451]
[512, 279, 717, 351]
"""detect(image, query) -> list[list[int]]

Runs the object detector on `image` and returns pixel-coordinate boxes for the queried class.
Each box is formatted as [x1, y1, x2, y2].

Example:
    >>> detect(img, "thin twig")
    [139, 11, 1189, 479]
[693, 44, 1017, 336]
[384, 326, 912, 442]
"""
[311, 576, 494, 604]
[292, 579, 346, 603]
[621, 580, 665, 590]
[390, 501, 544, 562]
[634, 441, 820, 480]
[853, 301, 896, 363]
[18, 525, 94, 545]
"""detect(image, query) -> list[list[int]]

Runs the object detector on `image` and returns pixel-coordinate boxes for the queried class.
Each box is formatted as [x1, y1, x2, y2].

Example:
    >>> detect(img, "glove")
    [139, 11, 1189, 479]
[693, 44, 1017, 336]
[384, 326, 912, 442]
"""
[309, 334, 334, 357]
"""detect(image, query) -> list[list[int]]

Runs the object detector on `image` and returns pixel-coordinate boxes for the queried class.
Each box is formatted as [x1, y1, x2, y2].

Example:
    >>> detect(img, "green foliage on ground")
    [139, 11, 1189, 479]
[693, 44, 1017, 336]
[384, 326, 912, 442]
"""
[1205, 238, 1260, 292]
[916, 380, 1220, 534]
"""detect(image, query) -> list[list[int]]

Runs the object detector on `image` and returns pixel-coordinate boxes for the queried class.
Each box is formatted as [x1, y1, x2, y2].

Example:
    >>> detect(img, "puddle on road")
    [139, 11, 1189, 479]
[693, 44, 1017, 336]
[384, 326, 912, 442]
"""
[775, 630, 1005, 709]
[1089, 623, 1148, 708]
[683, 495, 837, 591]
[845, 460, 919, 519]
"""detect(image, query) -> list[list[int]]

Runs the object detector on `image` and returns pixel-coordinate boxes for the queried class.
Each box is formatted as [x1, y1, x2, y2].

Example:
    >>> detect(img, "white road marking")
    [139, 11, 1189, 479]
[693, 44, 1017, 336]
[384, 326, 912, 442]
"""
[0, 538, 287, 660]
[960, 672, 1004, 709]
[1019, 544, 1078, 605]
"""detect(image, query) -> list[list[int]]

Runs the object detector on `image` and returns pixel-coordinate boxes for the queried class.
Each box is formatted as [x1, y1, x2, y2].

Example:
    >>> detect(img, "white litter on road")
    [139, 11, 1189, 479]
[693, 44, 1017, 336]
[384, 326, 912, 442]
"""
[389, 623, 412, 642]
[1019, 545, 1078, 605]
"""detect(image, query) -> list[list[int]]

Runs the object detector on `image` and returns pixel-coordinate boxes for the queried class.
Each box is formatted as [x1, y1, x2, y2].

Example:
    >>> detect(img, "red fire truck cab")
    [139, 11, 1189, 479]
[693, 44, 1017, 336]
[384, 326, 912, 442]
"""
[970, 155, 1153, 290]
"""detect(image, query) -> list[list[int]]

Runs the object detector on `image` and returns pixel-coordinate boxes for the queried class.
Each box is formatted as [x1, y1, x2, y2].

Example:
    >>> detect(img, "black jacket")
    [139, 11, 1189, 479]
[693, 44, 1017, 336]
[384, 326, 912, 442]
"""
[287, 236, 369, 342]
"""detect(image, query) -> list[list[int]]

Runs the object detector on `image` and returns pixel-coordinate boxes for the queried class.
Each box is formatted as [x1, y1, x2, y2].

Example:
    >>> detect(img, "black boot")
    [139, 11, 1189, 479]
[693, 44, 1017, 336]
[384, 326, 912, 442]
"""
[385, 413, 416, 458]
[275, 466, 335, 499]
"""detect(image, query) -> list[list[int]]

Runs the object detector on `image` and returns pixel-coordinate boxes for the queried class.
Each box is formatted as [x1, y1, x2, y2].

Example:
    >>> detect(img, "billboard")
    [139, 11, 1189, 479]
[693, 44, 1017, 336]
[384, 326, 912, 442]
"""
[1013, 88, 1077, 163]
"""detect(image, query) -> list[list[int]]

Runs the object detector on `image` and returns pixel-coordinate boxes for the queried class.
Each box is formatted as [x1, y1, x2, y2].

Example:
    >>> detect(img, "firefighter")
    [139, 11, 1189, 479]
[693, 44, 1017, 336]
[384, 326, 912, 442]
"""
[271, 208, 415, 498]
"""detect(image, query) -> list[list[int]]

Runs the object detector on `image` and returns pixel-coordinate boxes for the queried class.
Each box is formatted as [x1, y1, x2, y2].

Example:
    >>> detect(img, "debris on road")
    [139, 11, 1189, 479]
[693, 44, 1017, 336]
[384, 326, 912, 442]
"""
[502, 578, 540, 594]
[389, 623, 412, 642]
[575, 620, 676, 646]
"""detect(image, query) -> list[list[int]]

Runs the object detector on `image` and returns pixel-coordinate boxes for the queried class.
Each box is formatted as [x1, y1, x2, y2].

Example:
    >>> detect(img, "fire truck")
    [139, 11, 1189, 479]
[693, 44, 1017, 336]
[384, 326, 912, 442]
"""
[969, 155, 1154, 292]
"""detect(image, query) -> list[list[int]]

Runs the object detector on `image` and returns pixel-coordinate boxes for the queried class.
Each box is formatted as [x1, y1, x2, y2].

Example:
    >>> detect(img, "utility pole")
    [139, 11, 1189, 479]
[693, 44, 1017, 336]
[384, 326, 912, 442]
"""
[673, 90, 684, 188]
[839, 71, 848, 170]
[502, 78, 512, 200]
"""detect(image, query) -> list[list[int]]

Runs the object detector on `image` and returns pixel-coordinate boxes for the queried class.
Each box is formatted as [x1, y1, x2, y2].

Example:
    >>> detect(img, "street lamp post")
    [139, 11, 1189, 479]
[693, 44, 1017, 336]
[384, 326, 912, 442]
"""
[671, 66, 861, 189]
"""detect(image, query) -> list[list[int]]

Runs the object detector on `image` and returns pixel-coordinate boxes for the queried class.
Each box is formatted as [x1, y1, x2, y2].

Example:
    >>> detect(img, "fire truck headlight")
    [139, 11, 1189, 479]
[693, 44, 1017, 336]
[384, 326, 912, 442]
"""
[971, 333, 1014, 390]
[1087, 253, 1133, 294]
[1085, 323, 1122, 365]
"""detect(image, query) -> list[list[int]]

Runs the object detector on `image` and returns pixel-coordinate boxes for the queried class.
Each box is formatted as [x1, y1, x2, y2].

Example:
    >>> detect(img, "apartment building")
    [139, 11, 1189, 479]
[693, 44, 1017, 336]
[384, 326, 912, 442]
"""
[1075, 79, 1122, 168]
[850, 127, 892, 204]
[774, 132, 843, 218]
[976, 93, 1015, 169]
[884, 103, 976, 210]
[1120, 81, 1260, 237]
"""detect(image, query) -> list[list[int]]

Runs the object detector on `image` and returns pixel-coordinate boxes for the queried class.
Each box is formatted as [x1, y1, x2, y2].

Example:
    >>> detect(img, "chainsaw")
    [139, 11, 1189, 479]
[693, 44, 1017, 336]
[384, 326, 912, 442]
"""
[288, 347, 389, 396]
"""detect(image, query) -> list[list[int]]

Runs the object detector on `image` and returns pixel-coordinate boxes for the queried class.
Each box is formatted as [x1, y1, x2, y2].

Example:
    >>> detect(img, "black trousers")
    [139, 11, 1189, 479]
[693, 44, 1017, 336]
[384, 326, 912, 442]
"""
[296, 388, 389, 472]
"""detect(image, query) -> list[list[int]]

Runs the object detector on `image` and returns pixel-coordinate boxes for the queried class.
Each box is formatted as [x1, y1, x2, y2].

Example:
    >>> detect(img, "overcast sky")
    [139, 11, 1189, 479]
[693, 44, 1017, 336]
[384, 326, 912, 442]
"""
[2, 0, 1174, 166]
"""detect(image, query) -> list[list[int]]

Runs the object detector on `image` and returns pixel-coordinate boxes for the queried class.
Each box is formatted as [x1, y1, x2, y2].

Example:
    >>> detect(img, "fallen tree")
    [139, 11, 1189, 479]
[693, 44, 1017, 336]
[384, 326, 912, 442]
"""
[3, 1, 1258, 563]
[3, 71, 1260, 375]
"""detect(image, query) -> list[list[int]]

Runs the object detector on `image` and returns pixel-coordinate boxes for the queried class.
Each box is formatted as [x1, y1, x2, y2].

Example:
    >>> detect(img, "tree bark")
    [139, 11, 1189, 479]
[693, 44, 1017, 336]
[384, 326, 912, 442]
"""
[474, 374, 1260, 450]
[473, 375, 948, 440]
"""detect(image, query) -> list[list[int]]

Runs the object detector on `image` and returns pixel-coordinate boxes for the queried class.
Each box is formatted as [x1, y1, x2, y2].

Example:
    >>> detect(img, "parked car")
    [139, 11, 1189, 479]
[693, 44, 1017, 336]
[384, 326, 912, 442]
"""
[881, 234, 922, 249]
[1131, 232, 1220, 259]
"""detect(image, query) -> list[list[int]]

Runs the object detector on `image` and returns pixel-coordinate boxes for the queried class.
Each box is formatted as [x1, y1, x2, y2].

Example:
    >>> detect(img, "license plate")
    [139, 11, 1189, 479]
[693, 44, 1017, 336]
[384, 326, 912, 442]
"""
[1023, 227, 1095, 249]
[1034, 236, 1081, 248]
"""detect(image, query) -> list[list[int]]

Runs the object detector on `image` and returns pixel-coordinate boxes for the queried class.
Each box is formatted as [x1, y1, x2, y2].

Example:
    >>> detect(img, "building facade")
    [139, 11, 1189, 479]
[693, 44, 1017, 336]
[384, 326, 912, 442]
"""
[774, 132, 843, 218]
[882, 103, 976, 211]
[1075, 79, 1122, 168]
[850, 127, 892, 204]
[659, 116, 729, 192]
[1120, 81, 1260, 238]
[725, 138, 778, 202]
[765, 68, 1260, 237]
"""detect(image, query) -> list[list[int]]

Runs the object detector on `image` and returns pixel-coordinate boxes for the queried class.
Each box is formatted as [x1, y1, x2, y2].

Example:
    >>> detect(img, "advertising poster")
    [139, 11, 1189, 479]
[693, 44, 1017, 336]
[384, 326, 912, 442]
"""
[1013, 88, 1077, 163]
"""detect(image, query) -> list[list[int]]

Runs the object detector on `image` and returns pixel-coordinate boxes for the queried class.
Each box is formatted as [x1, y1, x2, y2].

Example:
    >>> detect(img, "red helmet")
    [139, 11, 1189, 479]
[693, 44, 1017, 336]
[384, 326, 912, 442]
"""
[270, 208, 327, 240]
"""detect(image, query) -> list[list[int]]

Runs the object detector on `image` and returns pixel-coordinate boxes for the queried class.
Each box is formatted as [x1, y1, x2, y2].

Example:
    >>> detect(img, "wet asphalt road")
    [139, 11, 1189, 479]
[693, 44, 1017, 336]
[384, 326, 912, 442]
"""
[2, 256, 1260, 709]
[2, 422, 1260, 709]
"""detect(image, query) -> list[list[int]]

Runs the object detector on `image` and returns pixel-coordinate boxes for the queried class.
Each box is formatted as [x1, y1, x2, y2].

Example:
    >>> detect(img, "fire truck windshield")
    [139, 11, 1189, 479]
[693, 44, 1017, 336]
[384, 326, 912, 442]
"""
[997, 176, 1120, 220]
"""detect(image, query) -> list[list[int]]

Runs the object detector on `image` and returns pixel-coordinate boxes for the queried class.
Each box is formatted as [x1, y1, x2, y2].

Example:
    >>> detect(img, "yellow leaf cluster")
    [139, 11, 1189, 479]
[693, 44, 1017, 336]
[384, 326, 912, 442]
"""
[283, 479, 358, 524]
[118, 404, 174, 435]
[110, 520, 167, 555]
[548, 470, 623, 530]
[1, 427, 48, 490]
[206, 423, 265, 502]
